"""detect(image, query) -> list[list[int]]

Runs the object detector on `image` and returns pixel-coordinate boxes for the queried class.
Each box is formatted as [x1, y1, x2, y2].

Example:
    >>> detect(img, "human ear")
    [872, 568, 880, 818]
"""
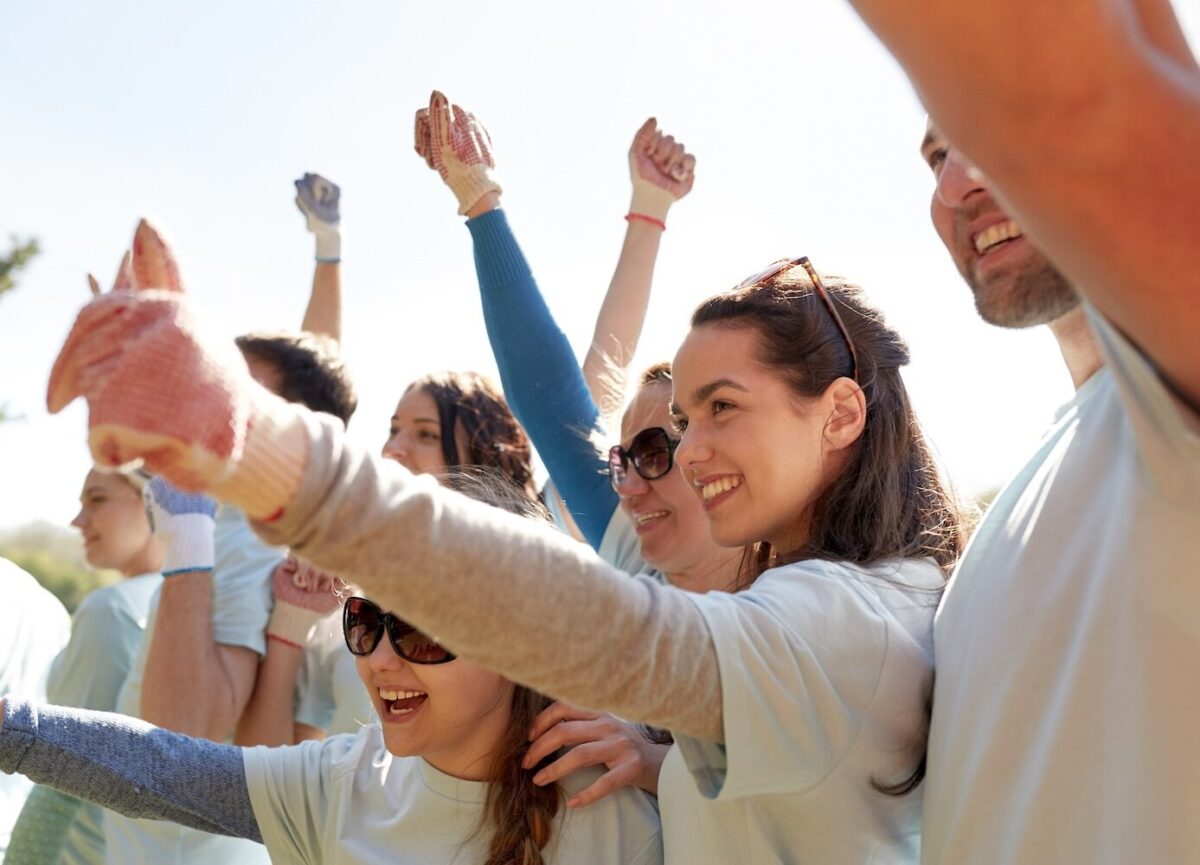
[822, 378, 866, 451]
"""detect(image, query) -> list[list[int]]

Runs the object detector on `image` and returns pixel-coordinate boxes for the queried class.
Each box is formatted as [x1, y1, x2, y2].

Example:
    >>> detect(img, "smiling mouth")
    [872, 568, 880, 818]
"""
[634, 511, 668, 526]
[379, 688, 427, 715]
[699, 476, 742, 503]
[974, 219, 1023, 255]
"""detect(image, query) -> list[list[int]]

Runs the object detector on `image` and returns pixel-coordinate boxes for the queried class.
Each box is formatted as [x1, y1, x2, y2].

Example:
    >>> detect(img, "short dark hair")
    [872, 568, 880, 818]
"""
[235, 330, 357, 425]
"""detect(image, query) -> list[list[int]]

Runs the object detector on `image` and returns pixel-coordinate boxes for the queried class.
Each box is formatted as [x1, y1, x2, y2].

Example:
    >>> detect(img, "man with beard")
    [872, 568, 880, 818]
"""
[850, 1, 1200, 863]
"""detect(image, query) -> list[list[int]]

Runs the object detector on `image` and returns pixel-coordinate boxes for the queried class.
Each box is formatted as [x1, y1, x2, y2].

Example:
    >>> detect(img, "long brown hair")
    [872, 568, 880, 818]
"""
[440, 470, 563, 864]
[408, 371, 539, 505]
[691, 268, 964, 579]
[481, 688, 561, 865]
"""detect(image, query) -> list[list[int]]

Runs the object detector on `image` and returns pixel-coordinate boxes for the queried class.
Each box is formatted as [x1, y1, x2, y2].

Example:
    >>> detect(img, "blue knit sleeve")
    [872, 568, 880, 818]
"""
[467, 208, 618, 549]
[0, 699, 261, 843]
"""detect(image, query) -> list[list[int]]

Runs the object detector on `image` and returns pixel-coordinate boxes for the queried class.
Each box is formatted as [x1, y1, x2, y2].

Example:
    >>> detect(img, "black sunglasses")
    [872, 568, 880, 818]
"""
[608, 426, 680, 491]
[342, 596, 455, 665]
[735, 256, 859, 383]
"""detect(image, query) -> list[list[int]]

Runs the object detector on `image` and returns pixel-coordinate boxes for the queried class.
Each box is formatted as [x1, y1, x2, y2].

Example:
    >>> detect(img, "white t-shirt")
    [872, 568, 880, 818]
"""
[923, 312, 1200, 864]
[294, 612, 374, 736]
[660, 557, 943, 865]
[244, 724, 663, 864]
[0, 558, 71, 854]
[105, 505, 282, 865]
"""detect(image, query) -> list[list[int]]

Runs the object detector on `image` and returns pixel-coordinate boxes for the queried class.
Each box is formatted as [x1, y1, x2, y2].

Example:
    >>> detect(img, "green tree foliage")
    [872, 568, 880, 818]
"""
[0, 235, 40, 300]
[1, 234, 41, 422]
[0, 522, 116, 613]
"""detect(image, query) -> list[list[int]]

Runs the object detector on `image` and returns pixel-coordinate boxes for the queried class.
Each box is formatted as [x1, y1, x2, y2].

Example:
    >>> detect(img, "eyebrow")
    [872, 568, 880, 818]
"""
[674, 378, 749, 414]
[391, 416, 441, 425]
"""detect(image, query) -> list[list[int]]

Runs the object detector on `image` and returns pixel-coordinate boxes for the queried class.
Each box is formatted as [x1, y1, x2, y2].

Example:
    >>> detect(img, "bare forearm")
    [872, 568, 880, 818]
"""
[234, 641, 305, 746]
[582, 220, 663, 416]
[141, 575, 245, 740]
[301, 262, 341, 343]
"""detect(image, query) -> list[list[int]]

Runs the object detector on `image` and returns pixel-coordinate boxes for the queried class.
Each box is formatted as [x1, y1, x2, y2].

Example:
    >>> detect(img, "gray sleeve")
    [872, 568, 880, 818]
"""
[254, 411, 725, 742]
[0, 698, 262, 843]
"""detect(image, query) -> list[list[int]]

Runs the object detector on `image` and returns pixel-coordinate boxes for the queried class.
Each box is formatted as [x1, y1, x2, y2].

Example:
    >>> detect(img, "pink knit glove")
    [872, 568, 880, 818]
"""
[267, 555, 347, 648]
[628, 118, 697, 224]
[414, 90, 502, 215]
[46, 219, 308, 519]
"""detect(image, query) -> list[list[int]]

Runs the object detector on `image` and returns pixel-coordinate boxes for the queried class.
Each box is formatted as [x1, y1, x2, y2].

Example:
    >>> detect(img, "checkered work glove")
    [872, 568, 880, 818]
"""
[144, 475, 217, 576]
[628, 117, 696, 224]
[414, 90, 502, 215]
[267, 554, 348, 648]
[295, 172, 342, 262]
[46, 219, 309, 519]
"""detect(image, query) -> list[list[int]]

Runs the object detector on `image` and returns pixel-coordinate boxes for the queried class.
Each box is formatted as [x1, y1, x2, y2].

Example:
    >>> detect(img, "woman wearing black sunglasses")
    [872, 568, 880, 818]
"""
[0, 474, 663, 865]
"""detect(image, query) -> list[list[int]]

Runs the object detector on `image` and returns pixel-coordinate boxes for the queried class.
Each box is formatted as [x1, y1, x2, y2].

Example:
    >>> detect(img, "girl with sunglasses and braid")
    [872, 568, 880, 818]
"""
[236, 366, 540, 747]
[40, 172, 965, 863]
[0, 467, 662, 865]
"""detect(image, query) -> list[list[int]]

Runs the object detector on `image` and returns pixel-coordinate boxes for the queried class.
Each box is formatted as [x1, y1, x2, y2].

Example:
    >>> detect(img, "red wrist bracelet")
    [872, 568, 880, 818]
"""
[625, 212, 666, 231]
[267, 633, 305, 650]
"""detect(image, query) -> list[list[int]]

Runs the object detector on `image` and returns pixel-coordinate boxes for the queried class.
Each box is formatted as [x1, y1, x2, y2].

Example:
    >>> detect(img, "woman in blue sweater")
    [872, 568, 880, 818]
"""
[416, 92, 741, 595]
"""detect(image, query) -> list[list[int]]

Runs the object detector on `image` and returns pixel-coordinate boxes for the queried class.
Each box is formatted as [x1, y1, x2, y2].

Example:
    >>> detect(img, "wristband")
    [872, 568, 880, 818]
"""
[625, 213, 667, 231]
[314, 230, 341, 263]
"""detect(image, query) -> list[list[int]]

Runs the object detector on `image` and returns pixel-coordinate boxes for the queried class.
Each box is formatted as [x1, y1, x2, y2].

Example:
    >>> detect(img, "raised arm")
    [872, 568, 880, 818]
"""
[138, 480, 261, 742]
[413, 91, 619, 548]
[0, 699, 260, 842]
[847, 0, 1200, 407]
[234, 558, 343, 746]
[583, 118, 695, 422]
[295, 172, 342, 343]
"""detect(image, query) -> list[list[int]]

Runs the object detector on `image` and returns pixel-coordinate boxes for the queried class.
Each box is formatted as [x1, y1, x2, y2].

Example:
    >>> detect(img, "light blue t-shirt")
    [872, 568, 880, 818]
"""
[921, 310, 1200, 864]
[16, 573, 162, 865]
[660, 557, 942, 865]
[244, 725, 663, 864]
[597, 506, 648, 575]
[105, 506, 281, 865]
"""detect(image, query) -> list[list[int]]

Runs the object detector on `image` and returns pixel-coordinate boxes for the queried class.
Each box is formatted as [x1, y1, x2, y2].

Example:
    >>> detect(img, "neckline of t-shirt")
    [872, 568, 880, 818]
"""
[1052, 362, 1110, 424]
[418, 757, 490, 803]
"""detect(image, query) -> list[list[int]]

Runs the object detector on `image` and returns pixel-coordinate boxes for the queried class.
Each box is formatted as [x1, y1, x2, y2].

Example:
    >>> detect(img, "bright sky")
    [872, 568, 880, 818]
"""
[3, 0, 1196, 531]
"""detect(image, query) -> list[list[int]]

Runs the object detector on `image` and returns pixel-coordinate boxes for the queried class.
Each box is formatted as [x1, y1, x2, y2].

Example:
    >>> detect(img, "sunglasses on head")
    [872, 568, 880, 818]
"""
[608, 426, 680, 491]
[342, 596, 455, 665]
[735, 256, 859, 383]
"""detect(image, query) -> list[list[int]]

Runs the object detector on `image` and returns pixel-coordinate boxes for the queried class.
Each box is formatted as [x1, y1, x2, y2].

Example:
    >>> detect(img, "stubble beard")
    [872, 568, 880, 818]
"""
[963, 248, 1079, 330]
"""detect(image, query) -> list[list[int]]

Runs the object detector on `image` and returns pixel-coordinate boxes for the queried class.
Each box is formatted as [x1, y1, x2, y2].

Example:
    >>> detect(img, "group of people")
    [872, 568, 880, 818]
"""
[1, 0, 1197, 862]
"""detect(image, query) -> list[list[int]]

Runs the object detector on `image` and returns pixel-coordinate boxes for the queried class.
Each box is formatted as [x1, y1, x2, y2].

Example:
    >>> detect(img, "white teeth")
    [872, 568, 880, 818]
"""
[379, 688, 426, 701]
[974, 219, 1023, 254]
[700, 476, 742, 502]
[634, 511, 668, 525]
